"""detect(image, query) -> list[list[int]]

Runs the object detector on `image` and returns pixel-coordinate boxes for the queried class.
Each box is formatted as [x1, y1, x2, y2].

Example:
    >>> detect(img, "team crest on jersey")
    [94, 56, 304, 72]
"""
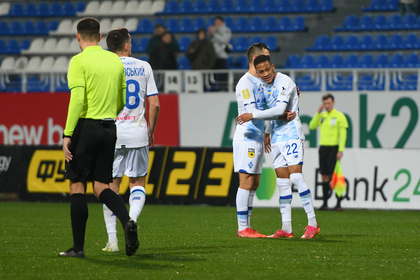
[242, 89, 251, 99]
[248, 148, 255, 158]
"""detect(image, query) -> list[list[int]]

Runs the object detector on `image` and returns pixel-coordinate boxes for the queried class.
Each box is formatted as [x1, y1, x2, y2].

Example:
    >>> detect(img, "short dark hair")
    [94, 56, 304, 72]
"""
[77, 17, 100, 41]
[322, 93, 334, 102]
[106, 28, 130, 53]
[215, 16, 224, 22]
[246, 43, 269, 63]
[253, 54, 271, 69]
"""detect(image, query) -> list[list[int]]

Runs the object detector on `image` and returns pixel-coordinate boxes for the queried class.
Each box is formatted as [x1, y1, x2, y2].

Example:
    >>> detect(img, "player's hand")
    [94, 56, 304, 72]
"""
[148, 132, 154, 148]
[318, 104, 324, 113]
[286, 110, 296, 121]
[63, 137, 73, 162]
[264, 133, 271, 153]
[297, 87, 300, 97]
[236, 113, 253, 125]
[337, 151, 343, 160]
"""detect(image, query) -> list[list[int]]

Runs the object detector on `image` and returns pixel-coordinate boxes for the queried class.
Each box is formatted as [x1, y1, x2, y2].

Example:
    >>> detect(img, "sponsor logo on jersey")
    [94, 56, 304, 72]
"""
[248, 148, 255, 158]
[242, 89, 251, 99]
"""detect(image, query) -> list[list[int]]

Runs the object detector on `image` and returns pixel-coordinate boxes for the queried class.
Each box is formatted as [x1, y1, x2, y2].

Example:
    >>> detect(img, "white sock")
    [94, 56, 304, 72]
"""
[236, 188, 250, 231]
[277, 178, 292, 233]
[290, 173, 317, 227]
[247, 190, 255, 229]
[129, 186, 146, 223]
[103, 204, 118, 244]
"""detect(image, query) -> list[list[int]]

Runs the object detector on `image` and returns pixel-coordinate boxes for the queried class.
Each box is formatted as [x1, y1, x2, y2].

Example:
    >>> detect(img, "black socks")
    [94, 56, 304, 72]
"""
[99, 188, 130, 229]
[70, 193, 88, 252]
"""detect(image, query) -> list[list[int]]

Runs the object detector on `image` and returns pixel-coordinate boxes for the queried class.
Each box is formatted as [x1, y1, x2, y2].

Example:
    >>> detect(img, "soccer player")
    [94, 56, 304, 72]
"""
[236, 55, 320, 239]
[60, 18, 139, 258]
[102, 28, 160, 252]
[309, 94, 348, 211]
[233, 43, 294, 238]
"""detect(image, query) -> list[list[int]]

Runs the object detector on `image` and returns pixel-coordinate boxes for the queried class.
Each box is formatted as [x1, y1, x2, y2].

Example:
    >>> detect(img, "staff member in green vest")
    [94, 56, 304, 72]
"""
[59, 17, 139, 258]
[309, 93, 348, 211]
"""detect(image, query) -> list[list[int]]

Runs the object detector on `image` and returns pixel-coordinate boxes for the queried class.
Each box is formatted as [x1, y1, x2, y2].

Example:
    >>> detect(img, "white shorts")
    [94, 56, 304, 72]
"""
[233, 140, 264, 174]
[113, 146, 149, 178]
[272, 139, 304, 169]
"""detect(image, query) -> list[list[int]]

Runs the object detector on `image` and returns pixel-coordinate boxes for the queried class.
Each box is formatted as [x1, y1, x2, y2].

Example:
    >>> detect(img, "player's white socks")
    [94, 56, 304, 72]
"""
[236, 188, 250, 231]
[290, 173, 318, 227]
[277, 178, 292, 233]
[103, 204, 118, 244]
[129, 186, 146, 223]
[247, 190, 255, 229]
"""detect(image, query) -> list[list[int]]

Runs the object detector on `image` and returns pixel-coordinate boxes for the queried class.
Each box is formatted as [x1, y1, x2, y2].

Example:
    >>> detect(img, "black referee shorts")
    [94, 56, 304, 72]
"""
[65, 118, 116, 184]
[318, 145, 339, 176]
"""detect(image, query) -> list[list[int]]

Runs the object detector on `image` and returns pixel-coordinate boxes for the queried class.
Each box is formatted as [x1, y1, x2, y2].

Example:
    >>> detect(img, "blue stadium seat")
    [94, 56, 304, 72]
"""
[248, 35, 262, 45]
[130, 38, 138, 52]
[402, 33, 417, 49]
[261, 0, 277, 12]
[404, 52, 419, 67]
[8, 3, 23, 16]
[386, 14, 402, 30]
[358, 34, 373, 50]
[162, 1, 178, 14]
[233, 0, 249, 13]
[291, 16, 306, 31]
[179, 0, 193, 13]
[262, 17, 277, 32]
[75, 1, 86, 13]
[277, 16, 291, 31]
[303, 0, 319, 12]
[178, 18, 193, 33]
[165, 18, 179, 33]
[277, 0, 291, 12]
[357, 54, 373, 68]
[319, 0, 333, 11]
[0, 40, 6, 54]
[343, 54, 358, 68]
[297, 74, 321, 91]
[192, 0, 207, 13]
[372, 14, 387, 30]
[373, 53, 388, 68]
[61, 2, 75, 16]
[36, 3, 49, 17]
[232, 17, 249, 32]
[248, 16, 263, 32]
[220, 0, 234, 13]
[233, 36, 248, 51]
[284, 54, 300, 68]
[139, 56, 148, 62]
[137, 19, 152, 33]
[342, 34, 358, 51]
[263, 35, 278, 51]
[298, 54, 315, 68]
[22, 3, 36, 16]
[384, 0, 399, 10]
[249, 0, 263, 13]
[403, 74, 418, 90]
[21, 21, 35, 35]
[372, 34, 387, 50]
[358, 14, 373, 31]
[386, 33, 402, 49]
[328, 54, 344, 68]
[314, 54, 329, 68]
[6, 39, 20, 54]
[206, 0, 220, 13]
[178, 36, 191, 52]
[231, 55, 248, 69]
[335, 15, 358, 31]
[401, 13, 416, 29]
[8, 21, 22, 35]
[136, 37, 150, 52]
[47, 20, 59, 32]
[388, 53, 404, 67]
[19, 39, 31, 51]
[327, 74, 352, 90]
[307, 34, 329, 51]
[290, 0, 304, 12]
[48, 2, 61, 16]
[0, 21, 7, 35]
[362, 0, 385, 11]
[224, 16, 234, 30]
[328, 34, 344, 50]
[358, 74, 375, 90]
[191, 18, 205, 32]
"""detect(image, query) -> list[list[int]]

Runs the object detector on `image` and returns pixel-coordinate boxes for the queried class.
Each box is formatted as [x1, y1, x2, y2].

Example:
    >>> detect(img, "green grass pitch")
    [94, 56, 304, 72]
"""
[0, 202, 418, 279]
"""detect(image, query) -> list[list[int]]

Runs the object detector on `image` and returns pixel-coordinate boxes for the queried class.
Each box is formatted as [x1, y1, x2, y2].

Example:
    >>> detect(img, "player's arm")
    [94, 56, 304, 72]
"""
[337, 113, 349, 159]
[264, 121, 272, 153]
[236, 101, 288, 124]
[147, 94, 160, 148]
[63, 86, 84, 162]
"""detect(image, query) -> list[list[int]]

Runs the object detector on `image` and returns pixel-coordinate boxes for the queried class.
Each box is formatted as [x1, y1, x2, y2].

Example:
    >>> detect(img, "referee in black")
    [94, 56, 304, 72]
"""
[59, 17, 138, 258]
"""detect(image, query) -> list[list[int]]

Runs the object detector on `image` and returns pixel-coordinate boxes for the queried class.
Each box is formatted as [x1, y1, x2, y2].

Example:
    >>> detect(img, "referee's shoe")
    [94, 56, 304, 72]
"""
[125, 219, 139, 256]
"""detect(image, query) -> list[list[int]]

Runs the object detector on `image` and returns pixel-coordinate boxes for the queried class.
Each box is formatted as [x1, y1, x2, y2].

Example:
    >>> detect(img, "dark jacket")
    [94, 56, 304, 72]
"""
[185, 39, 217, 70]
[148, 40, 178, 70]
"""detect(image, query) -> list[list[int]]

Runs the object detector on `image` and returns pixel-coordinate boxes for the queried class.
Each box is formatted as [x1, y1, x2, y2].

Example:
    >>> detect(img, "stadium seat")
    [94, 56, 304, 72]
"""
[39, 56, 55, 72]
[277, 16, 291, 31]
[151, 0, 165, 14]
[372, 14, 387, 30]
[386, 14, 402, 30]
[357, 74, 374, 90]
[52, 19, 73, 35]
[97, 1, 113, 15]
[14, 56, 29, 71]
[233, 36, 248, 51]
[8, 21, 22, 35]
[124, 0, 139, 13]
[291, 16, 306, 31]
[48, 20, 59, 32]
[298, 54, 315, 68]
[52, 56, 69, 72]
[21, 21, 35, 35]
[165, 18, 179, 33]
[206, 0, 220, 13]
[372, 33, 388, 50]
[224, 16, 234, 30]
[358, 34, 373, 50]
[362, 0, 385, 11]
[42, 38, 58, 54]
[314, 54, 329, 68]
[162, 0, 178, 14]
[26, 56, 42, 72]
[178, 36, 191, 52]
[232, 17, 249, 32]
[401, 13, 416, 29]
[6, 39, 20, 54]
[0, 40, 5, 54]
[261, 17, 277, 32]
[137, 19, 152, 33]
[81, 1, 100, 15]
[69, 38, 80, 53]
[34, 20, 48, 35]
[48, 2, 61, 16]
[111, 1, 126, 14]
[7, 3, 23, 16]
[358, 14, 373, 31]
[335, 15, 358, 31]
[231, 55, 248, 69]
[373, 53, 388, 68]
[319, 0, 333, 11]
[296, 74, 321, 91]
[75, 1, 86, 13]
[248, 16, 263, 32]
[328, 35, 344, 50]
[403, 74, 418, 90]
[192, 0, 206, 13]
[303, 0, 319, 12]
[55, 38, 71, 54]
[249, 0, 263, 13]
[19, 39, 31, 52]
[263, 35, 278, 51]
[61, 2, 75, 16]
[178, 18, 193, 33]
[220, 0, 234, 13]
[0, 2, 10, 16]
[343, 54, 358, 68]
[388, 52, 404, 67]
[137, 1, 153, 15]
[284, 54, 300, 68]
[135, 37, 150, 52]
[109, 18, 125, 31]
[307, 34, 329, 51]
[277, 0, 291, 12]
[22, 3, 36, 16]
[233, 0, 249, 13]
[177, 56, 191, 69]
[402, 33, 417, 49]
[290, 0, 304, 12]
[342, 34, 358, 51]
[192, 18, 206, 32]
[0, 21, 7, 35]
[386, 33, 402, 49]
[99, 18, 112, 34]
[0, 57, 16, 71]
[125, 18, 139, 32]
[248, 35, 262, 46]
[328, 54, 344, 68]
[179, 0, 193, 13]
[357, 54, 373, 68]
[23, 38, 44, 54]
[404, 52, 419, 67]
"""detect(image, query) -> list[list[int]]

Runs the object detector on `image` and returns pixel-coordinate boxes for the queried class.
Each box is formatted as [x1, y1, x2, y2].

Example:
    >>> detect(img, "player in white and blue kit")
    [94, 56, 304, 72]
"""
[102, 28, 160, 251]
[237, 55, 320, 239]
